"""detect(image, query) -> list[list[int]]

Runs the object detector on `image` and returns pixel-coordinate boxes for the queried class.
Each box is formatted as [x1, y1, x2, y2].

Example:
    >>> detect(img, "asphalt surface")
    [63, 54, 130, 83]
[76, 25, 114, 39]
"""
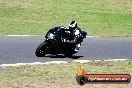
[0, 36, 132, 64]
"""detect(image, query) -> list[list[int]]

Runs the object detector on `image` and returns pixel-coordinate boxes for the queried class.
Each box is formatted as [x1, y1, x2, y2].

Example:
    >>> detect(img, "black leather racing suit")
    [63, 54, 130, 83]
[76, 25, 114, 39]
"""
[66, 27, 82, 52]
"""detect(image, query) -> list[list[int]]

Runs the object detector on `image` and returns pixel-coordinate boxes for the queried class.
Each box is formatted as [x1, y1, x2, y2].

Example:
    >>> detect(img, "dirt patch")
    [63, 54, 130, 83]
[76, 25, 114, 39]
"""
[106, 0, 132, 13]
[0, 0, 33, 8]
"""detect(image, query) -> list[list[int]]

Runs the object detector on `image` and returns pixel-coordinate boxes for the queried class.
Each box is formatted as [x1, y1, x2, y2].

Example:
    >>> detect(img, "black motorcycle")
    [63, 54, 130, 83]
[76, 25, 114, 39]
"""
[35, 26, 87, 57]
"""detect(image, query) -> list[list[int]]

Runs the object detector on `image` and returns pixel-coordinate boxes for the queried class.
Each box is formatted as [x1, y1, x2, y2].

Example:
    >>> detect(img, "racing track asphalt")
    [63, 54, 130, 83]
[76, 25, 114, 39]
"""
[0, 36, 132, 64]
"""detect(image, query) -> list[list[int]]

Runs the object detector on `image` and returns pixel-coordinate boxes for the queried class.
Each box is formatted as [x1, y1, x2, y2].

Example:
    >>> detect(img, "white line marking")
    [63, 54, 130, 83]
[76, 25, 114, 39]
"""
[0, 61, 68, 67]
[73, 59, 129, 63]
[104, 59, 128, 61]
[0, 59, 129, 67]
[73, 60, 92, 63]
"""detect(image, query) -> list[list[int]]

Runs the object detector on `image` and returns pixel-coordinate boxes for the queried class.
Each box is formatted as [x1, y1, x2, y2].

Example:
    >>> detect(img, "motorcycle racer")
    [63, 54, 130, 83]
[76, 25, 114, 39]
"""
[65, 20, 82, 52]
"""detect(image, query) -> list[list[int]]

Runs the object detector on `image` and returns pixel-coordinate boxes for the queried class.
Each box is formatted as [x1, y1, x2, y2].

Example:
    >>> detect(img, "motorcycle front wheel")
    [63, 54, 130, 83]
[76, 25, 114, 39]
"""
[35, 42, 47, 57]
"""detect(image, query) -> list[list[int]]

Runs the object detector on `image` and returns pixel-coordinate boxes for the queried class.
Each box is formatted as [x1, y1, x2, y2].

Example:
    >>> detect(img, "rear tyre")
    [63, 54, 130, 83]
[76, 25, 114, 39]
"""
[35, 42, 47, 57]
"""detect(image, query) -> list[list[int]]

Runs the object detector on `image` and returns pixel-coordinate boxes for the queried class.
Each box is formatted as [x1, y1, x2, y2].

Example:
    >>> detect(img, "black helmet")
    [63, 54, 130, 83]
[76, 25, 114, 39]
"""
[69, 20, 77, 30]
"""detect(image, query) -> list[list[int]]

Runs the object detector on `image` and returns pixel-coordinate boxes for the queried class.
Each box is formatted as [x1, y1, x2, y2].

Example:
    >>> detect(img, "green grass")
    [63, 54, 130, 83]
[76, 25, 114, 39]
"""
[0, 60, 132, 88]
[0, 0, 132, 36]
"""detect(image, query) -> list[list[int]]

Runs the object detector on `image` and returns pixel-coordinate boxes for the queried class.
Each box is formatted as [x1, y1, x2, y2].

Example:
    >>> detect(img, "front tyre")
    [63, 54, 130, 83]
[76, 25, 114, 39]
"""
[35, 42, 47, 57]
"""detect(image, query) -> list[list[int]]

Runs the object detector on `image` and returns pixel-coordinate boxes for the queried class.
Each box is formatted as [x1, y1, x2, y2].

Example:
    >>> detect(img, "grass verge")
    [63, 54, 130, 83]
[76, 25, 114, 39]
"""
[0, 0, 132, 36]
[0, 60, 132, 88]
